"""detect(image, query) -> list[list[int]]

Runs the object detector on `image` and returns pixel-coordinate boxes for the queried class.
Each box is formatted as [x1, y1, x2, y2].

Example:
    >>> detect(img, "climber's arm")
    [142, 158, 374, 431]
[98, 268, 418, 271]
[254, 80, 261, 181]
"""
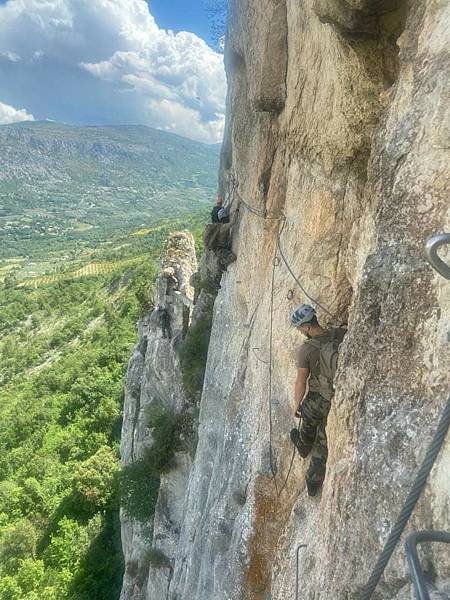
[293, 367, 309, 417]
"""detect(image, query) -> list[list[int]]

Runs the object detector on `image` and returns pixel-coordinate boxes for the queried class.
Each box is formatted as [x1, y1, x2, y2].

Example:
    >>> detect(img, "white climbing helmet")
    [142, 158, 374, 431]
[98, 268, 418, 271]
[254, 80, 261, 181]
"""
[291, 304, 316, 327]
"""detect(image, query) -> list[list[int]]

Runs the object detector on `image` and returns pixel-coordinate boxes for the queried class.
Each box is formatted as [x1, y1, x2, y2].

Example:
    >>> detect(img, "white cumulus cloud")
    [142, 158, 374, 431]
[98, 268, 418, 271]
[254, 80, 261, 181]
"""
[0, 101, 34, 124]
[0, 51, 21, 62]
[0, 0, 226, 143]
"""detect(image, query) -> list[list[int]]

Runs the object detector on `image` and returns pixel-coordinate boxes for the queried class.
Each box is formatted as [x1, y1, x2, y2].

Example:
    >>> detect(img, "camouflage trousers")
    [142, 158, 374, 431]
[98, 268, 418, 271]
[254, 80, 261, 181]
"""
[299, 391, 331, 485]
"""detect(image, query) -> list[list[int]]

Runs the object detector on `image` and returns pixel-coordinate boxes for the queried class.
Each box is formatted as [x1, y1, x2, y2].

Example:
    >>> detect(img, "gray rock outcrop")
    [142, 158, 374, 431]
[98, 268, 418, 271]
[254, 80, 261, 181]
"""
[120, 231, 197, 600]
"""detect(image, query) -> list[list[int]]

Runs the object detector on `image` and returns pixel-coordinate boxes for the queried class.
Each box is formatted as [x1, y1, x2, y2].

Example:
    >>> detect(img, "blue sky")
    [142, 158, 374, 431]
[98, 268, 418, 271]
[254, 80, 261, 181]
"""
[0, 0, 226, 142]
[149, 1, 214, 47]
[0, 0, 214, 41]
[0, 0, 214, 40]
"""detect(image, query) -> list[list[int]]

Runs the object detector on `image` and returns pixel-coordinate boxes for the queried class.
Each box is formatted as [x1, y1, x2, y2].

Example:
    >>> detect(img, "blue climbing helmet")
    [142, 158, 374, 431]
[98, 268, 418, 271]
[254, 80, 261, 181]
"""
[291, 304, 316, 327]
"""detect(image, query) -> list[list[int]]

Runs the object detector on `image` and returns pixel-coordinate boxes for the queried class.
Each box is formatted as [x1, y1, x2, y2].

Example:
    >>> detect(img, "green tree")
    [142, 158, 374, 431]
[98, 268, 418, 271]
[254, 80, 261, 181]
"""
[0, 217, 206, 598]
[0, 481, 22, 522]
[43, 517, 93, 571]
[16, 558, 45, 596]
[73, 447, 119, 513]
[0, 520, 37, 574]
[0, 576, 22, 600]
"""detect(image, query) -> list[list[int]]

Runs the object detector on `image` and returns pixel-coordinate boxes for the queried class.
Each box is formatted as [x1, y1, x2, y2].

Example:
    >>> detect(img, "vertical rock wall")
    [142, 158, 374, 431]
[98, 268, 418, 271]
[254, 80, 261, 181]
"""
[120, 1, 449, 599]
[168, 0, 449, 599]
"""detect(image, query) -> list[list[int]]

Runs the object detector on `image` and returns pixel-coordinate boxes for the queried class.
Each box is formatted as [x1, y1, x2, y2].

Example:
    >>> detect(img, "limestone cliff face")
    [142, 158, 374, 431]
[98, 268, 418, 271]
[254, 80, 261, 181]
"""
[121, 1, 449, 599]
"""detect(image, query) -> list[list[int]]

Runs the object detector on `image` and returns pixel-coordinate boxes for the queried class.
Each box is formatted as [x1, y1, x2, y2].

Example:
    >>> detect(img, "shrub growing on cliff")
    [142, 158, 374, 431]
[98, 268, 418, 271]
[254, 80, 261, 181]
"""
[119, 463, 160, 522]
[179, 315, 213, 396]
[146, 406, 183, 473]
[120, 406, 187, 521]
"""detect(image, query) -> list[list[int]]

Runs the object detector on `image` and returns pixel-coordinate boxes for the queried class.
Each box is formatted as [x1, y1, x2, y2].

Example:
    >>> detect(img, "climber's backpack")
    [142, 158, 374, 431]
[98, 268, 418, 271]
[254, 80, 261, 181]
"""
[305, 329, 342, 401]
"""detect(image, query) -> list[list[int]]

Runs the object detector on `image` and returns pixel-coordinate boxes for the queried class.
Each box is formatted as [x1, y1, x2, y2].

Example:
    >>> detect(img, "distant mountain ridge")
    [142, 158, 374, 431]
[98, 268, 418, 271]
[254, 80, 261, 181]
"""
[0, 121, 219, 258]
[0, 122, 219, 179]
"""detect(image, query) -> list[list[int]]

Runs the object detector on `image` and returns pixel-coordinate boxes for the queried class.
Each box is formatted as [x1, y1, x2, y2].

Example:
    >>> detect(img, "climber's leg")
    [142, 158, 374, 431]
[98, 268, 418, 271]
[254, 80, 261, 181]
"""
[305, 398, 330, 496]
[292, 392, 323, 458]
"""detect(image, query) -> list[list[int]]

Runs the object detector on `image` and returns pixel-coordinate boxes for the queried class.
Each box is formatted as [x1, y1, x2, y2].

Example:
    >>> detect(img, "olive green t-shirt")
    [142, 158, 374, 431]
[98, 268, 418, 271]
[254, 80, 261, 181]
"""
[295, 328, 347, 393]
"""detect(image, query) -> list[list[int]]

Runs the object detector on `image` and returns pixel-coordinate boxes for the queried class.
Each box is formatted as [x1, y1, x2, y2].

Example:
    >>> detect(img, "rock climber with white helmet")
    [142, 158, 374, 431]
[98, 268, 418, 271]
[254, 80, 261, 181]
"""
[290, 304, 346, 496]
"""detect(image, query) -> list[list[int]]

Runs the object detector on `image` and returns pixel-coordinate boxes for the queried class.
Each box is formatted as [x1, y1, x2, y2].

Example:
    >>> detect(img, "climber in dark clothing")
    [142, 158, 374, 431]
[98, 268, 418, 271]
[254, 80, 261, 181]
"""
[289, 304, 346, 497]
[156, 306, 172, 339]
[211, 195, 230, 224]
[211, 196, 224, 223]
[204, 206, 239, 271]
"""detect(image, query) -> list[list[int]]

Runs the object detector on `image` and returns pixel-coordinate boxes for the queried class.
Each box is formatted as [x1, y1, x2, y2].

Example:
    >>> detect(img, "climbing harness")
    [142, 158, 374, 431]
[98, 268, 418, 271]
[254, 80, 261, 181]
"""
[405, 531, 450, 600]
[295, 544, 307, 600]
[361, 234, 450, 600]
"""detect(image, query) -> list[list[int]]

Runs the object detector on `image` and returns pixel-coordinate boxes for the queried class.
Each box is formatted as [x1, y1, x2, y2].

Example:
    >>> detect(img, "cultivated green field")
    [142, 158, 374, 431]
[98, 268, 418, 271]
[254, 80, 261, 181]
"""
[0, 121, 219, 260]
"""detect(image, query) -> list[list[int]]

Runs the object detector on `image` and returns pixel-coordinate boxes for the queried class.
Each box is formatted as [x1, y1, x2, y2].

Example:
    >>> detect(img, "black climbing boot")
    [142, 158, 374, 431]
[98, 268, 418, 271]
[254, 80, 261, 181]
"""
[306, 479, 322, 497]
[290, 429, 312, 459]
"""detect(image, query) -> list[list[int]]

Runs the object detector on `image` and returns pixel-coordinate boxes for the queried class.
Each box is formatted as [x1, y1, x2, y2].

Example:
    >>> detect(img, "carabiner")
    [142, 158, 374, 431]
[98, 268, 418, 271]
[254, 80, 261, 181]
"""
[425, 234, 450, 280]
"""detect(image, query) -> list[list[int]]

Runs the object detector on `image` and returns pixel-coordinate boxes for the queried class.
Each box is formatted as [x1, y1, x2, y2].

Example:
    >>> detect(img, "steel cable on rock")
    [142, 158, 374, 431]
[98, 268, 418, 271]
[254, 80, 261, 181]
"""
[269, 249, 297, 498]
[229, 175, 279, 220]
[235, 188, 269, 219]
[277, 439, 297, 497]
[226, 177, 283, 495]
[268, 222, 297, 498]
[229, 176, 338, 319]
[229, 175, 343, 321]
[268, 252, 280, 497]
[228, 179, 335, 496]
[276, 216, 337, 320]
[360, 393, 450, 600]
